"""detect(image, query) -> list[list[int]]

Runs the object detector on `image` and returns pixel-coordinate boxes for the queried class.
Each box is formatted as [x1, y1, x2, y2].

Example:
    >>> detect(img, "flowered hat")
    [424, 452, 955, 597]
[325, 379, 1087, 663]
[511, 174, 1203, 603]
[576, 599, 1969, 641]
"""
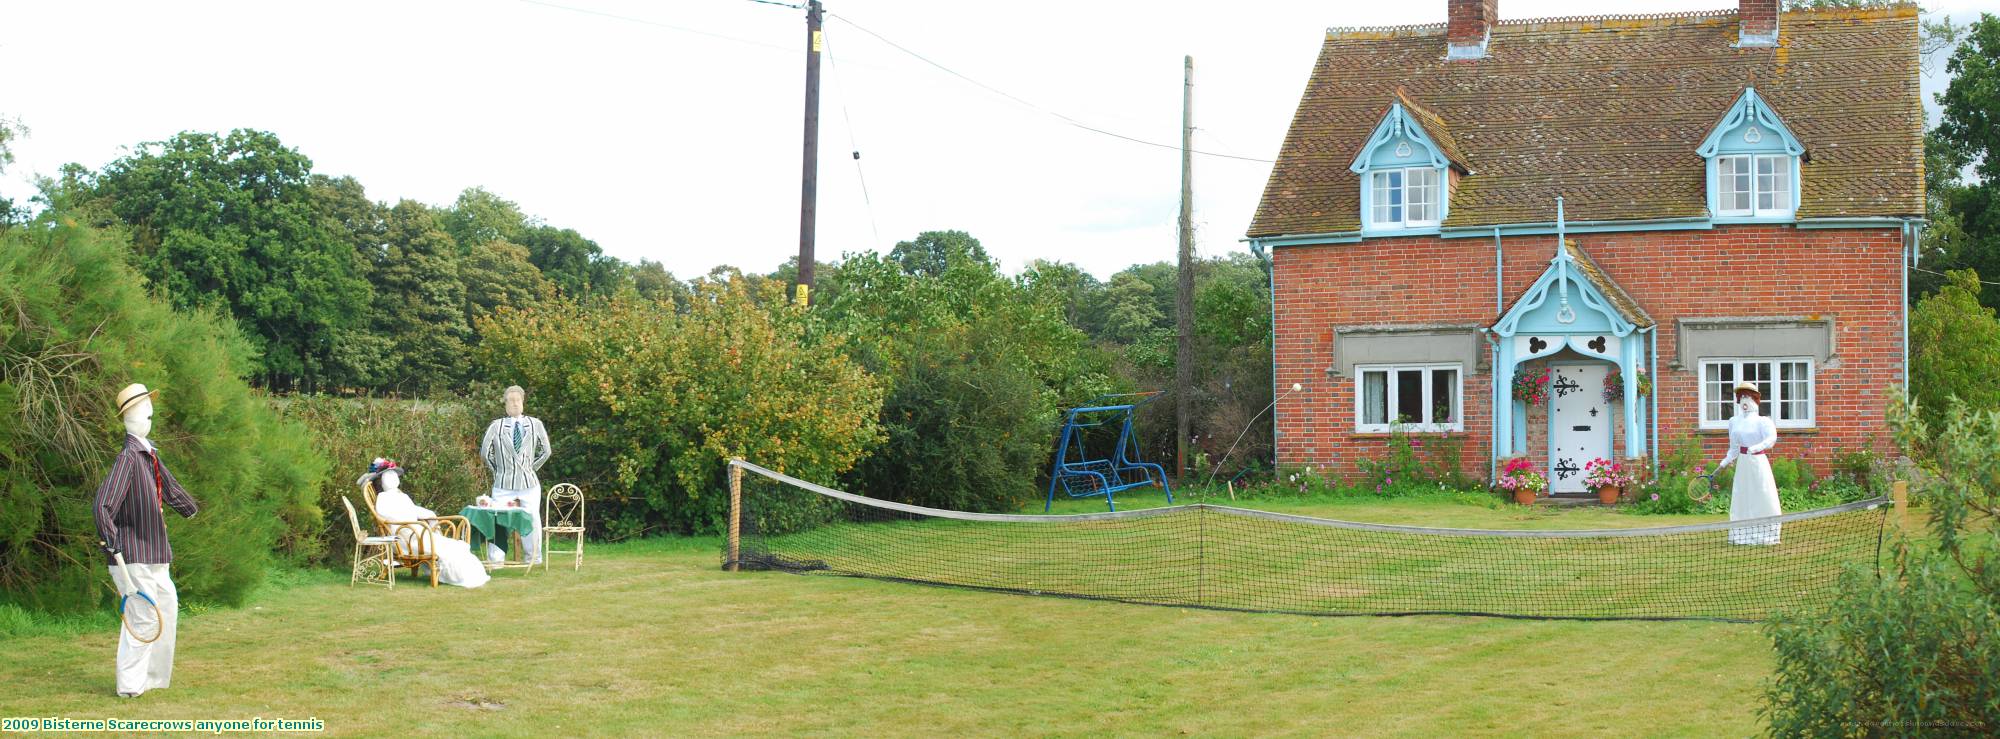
[355, 457, 408, 487]
[1732, 381, 1762, 402]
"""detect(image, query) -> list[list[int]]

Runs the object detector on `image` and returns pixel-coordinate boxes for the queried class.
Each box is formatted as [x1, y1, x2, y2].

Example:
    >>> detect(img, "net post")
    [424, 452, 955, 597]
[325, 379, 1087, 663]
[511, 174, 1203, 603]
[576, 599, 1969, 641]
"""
[728, 458, 743, 572]
[1892, 480, 1909, 532]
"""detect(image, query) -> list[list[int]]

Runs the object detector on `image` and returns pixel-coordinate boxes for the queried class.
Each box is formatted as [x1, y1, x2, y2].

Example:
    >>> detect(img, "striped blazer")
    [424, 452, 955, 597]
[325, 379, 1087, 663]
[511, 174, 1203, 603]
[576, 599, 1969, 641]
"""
[93, 434, 200, 565]
[481, 415, 551, 492]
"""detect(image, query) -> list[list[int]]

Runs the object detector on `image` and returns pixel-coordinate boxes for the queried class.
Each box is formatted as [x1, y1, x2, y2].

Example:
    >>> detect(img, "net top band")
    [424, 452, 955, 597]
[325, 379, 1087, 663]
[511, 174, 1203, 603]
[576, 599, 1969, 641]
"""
[729, 459, 1887, 539]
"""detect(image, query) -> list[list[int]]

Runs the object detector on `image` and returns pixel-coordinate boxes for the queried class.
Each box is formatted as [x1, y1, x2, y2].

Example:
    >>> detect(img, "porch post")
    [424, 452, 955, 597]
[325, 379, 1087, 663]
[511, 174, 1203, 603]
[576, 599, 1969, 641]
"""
[1622, 338, 1643, 459]
[1494, 339, 1515, 459]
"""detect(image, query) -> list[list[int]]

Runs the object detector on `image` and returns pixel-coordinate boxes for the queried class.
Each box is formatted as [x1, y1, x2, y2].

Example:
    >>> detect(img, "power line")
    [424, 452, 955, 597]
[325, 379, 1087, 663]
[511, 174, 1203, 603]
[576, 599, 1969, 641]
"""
[825, 11, 1276, 164]
[824, 37, 885, 250]
[1913, 264, 2000, 286]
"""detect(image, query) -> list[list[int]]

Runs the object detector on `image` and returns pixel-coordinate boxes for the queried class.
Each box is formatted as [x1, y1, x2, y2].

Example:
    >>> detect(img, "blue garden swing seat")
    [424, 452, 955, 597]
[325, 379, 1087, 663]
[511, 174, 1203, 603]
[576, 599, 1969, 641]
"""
[1045, 392, 1173, 512]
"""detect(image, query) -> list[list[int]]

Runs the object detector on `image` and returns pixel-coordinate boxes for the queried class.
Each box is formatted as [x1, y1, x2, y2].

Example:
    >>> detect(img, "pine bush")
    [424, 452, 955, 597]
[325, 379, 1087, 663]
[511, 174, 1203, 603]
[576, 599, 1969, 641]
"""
[0, 221, 324, 612]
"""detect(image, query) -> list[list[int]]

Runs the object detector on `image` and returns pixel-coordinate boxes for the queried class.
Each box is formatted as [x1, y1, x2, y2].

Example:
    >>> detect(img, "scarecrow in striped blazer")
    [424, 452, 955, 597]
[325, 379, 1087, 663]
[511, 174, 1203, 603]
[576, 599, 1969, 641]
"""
[480, 385, 551, 564]
[94, 383, 200, 697]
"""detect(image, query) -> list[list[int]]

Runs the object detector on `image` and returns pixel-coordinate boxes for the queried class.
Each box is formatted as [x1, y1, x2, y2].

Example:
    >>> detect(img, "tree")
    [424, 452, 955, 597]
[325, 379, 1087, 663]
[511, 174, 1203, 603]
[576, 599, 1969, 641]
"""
[474, 279, 884, 537]
[1762, 394, 2000, 736]
[629, 259, 689, 307]
[0, 115, 23, 224]
[0, 219, 325, 612]
[368, 201, 472, 393]
[1928, 14, 2000, 310]
[1909, 269, 2000, 425]
[888, 230, 992, 277]
[80, 130, 372, 392]
[821, 243, 1112, 511]
[461, 238, 553, 338]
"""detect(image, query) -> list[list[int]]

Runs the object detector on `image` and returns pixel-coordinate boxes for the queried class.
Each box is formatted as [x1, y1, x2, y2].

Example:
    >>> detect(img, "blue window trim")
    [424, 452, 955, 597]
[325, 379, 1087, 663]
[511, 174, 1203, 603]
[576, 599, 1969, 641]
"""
[1352, 103, 1452, 232]
[1699, 88, 1803, 221]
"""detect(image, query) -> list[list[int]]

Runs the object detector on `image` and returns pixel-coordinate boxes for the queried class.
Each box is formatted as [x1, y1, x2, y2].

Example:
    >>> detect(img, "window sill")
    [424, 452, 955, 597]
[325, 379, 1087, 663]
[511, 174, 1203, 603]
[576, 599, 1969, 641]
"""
[1351, 429, 1467, 437]
[1710, 214, 1797, 225]
[1359, 226, 1442, 238]
[1698, 425, 1819, 435]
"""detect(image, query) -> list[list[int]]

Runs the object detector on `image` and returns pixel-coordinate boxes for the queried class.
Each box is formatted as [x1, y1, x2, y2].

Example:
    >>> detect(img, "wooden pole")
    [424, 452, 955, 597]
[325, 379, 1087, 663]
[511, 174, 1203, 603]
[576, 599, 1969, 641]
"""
[796, 0, 824, 306]
[727, 459, 743, 571]
[1892, 479, 1909, 532]
[1175, 55, 1196, 480]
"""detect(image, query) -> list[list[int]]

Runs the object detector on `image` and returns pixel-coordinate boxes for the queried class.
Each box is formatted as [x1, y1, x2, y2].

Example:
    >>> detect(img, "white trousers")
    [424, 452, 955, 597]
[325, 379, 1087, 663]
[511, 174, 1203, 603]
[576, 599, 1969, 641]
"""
[108, 563, 178, 696]
[486, 487, 542, 564]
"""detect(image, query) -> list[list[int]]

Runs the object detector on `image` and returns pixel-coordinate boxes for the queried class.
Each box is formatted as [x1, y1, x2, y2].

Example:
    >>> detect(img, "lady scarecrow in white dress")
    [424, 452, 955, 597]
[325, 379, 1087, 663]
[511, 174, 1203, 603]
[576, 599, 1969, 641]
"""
[1714, 381, 1782, 545]
[361, 459, 490, 588]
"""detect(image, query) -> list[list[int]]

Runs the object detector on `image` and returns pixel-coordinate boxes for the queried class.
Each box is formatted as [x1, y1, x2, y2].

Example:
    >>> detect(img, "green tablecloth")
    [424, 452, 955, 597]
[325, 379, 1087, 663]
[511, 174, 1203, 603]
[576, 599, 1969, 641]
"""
[459, 506, 534, 559]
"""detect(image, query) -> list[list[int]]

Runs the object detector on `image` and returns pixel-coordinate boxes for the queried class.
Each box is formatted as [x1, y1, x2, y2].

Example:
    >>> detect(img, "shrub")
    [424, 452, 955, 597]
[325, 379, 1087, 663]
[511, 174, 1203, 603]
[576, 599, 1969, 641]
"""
[0, 221, 324, 612]
[1761, 394, 2000, 735]
[820, 249, 1112, 512]
[474, 279, 883, 538]
[272, 395, 487, 565]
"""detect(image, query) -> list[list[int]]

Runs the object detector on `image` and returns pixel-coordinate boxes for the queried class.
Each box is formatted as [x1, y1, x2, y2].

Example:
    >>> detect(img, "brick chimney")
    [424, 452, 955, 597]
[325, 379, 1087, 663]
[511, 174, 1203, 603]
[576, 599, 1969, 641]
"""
[1739, 0, 1779, 47]
[1446, 0, 1497, 60]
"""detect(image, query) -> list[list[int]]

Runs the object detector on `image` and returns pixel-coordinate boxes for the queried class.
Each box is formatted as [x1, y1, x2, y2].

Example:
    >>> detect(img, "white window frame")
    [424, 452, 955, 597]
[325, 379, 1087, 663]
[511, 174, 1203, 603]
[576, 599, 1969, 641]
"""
[1699, 357, 1815, 430]
[1365, 166, 1442, 231]
[1354, 363, 1464, 433]
[1714, 154, 1793, 218]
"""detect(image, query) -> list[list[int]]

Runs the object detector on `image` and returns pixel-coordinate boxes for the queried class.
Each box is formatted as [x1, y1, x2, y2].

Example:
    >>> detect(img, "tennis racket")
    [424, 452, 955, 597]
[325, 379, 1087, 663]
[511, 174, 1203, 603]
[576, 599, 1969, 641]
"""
[112, 552, 163, 644]
[1685, 474, 1717, 505]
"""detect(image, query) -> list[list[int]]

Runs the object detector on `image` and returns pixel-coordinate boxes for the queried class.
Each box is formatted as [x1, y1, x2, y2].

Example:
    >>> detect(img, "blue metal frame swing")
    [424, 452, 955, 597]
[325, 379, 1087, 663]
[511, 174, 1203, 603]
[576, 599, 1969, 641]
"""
[1045, 392, 1174, 512]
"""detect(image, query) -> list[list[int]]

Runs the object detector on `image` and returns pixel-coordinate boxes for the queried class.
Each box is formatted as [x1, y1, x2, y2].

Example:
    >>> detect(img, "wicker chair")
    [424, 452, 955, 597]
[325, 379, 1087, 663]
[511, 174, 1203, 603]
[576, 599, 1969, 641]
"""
[343, 496, 397, 588]
[361, 481, 472, 588]
[542, 483, 585, 572]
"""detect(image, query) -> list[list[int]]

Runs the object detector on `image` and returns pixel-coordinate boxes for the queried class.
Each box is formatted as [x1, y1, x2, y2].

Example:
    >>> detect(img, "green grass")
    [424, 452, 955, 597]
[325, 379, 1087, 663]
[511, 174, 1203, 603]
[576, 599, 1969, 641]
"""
[1, 500, 1803, 736]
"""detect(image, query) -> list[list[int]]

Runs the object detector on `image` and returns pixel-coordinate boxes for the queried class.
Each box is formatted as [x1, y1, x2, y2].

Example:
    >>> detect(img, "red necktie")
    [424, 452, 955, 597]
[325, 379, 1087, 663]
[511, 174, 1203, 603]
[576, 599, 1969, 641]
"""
[150, 454, 165, 512]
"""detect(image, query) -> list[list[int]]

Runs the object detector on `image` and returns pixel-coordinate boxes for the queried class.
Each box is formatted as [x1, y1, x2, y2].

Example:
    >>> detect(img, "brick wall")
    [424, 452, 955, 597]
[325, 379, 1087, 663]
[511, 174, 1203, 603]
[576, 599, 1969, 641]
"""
[1271, 225, 1904, 482]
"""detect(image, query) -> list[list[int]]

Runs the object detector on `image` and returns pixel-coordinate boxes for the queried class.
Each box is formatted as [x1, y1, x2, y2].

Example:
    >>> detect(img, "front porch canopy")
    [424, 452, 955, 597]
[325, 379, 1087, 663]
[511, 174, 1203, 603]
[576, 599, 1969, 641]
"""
[1489, 233, 1655, 464]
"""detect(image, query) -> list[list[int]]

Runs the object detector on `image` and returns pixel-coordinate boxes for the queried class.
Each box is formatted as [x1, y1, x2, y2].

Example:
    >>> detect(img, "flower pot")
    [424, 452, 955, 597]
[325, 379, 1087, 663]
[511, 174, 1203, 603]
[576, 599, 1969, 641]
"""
[1596, 486, 1621, 505]
[1514, 489, 1537, 505]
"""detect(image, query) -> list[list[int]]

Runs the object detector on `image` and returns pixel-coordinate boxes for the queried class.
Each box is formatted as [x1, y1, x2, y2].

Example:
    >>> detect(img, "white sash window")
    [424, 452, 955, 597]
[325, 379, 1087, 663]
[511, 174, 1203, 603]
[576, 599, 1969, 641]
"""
[1356, 363, 1462, 433]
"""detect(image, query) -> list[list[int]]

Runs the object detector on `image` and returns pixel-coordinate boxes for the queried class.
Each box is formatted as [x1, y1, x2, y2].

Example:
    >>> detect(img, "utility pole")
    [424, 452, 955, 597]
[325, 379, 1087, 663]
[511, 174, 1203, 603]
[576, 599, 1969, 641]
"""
[796, 0, 824, 306]
[1175, 55, 1195, 480]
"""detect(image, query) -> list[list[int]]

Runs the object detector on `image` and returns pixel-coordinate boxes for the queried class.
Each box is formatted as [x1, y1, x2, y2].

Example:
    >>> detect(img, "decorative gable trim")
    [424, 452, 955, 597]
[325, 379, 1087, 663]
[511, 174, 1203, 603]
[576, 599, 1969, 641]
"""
[1348, 102, 1451, 174]
[1491, 239, 1649, 339]
[1696, 88, 1803, 158]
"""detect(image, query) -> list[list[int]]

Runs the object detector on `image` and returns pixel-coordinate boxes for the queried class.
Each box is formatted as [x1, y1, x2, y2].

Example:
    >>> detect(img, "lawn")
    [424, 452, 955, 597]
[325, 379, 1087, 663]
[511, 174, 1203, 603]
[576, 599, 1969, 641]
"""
[0, 494, 1808, 737]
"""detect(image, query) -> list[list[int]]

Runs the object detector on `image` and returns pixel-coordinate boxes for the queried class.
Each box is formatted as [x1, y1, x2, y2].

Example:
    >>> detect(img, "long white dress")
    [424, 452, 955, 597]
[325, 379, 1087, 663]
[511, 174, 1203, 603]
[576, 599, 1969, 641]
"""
[1723, 412, 1783, 545]
[374, 488, 491, 588]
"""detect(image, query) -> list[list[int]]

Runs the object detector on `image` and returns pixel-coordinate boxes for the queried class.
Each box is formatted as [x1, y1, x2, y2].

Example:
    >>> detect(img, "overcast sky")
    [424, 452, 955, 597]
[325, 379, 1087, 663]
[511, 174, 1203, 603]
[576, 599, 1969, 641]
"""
[1, 1, 1990, 279]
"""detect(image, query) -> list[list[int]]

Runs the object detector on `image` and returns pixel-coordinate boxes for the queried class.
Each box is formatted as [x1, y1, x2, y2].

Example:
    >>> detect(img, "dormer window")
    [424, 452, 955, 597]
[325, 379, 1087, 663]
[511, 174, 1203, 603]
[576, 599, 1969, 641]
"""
[1351, 96, 1462, 233]
[1370, 168, 1441, 227]
[1715, 154, 1791, 216]
[1698, 88, 1803, 221]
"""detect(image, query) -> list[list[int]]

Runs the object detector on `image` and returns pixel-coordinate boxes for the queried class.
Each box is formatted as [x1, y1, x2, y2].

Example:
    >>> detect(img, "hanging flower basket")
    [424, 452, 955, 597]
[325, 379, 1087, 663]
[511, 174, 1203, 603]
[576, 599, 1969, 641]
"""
[1602, 368, 1653, 404]
[1512, 369, 1552, 405]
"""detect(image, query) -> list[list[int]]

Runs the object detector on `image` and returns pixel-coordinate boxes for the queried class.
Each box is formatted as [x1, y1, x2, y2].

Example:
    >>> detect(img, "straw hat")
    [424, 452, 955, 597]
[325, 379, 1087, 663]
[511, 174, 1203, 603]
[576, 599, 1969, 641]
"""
[114, 383, 160, 416]
[1732, 381, 1762, 402]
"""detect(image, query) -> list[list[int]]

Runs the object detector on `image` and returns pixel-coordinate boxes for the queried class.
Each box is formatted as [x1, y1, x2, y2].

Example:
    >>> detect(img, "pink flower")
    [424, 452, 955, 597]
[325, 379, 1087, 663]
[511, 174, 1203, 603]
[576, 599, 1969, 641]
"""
[1650, 493, 1660, 501]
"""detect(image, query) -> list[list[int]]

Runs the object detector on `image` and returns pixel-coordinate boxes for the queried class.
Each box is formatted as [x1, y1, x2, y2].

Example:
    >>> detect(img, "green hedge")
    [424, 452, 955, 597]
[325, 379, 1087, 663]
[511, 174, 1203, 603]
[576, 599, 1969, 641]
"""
[475, 278, 883, 537]
[0, 221, 323, 612]
[272, 395, 488, 566]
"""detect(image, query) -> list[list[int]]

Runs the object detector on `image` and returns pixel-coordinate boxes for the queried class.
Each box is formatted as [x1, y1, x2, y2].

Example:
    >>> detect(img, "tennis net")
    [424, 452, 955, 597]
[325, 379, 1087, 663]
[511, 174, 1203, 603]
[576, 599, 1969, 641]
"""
[722, 459, 1888, 622]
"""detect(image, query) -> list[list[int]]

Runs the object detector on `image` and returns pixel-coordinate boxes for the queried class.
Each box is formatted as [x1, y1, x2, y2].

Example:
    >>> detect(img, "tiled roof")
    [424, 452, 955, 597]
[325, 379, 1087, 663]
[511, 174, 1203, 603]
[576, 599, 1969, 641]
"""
[1563, 240, 1653, 329]
[1249, 8, 1924, 238]
[1393, 88, 1467, 171]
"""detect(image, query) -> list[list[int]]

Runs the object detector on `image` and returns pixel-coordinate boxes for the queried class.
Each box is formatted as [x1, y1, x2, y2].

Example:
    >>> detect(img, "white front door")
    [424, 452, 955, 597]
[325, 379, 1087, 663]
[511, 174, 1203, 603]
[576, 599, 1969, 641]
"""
[1548, 363, 1612, 494]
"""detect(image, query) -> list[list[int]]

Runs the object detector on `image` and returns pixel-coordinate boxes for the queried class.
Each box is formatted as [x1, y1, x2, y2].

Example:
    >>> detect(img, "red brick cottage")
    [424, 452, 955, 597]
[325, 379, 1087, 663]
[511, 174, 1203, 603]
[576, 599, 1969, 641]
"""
[1246, 1, 1923, 493]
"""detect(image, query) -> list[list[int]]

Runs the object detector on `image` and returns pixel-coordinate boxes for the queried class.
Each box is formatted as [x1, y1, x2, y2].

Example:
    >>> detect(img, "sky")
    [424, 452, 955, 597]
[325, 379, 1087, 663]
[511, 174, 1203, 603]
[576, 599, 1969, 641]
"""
[0, 0, 1991, 279]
